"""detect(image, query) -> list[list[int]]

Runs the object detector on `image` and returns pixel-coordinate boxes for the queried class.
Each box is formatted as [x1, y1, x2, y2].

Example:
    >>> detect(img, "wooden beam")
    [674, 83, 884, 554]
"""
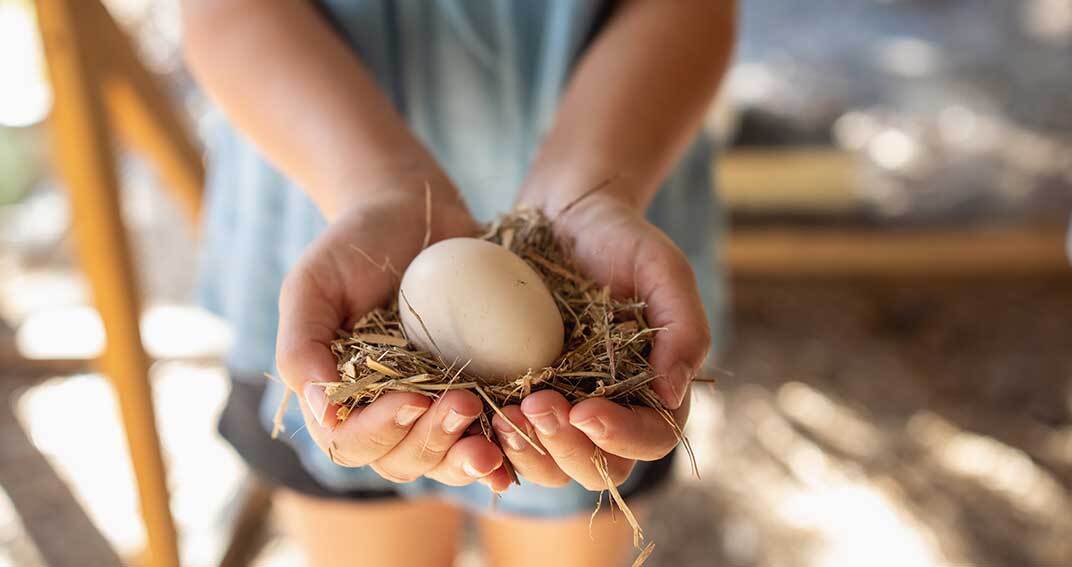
[726, 226, 1071, 278]
[84, 0, 205, 225]
[719, 148, 860, 213]
[34, 1, 180, 566]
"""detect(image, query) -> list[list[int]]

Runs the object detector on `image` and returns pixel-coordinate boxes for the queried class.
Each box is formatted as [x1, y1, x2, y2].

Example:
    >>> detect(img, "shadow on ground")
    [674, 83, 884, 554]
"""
[645, 278, 1072, 567]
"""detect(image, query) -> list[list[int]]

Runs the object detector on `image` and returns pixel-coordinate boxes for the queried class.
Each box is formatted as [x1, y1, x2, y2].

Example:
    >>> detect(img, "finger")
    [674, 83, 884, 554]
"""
[563, 206, 710, 411]
[276, 263, 346, 427]
[568, 395, 690, 461]
[520, 391, 634, 491]
[634, 233, 711, 410]
[492, 405, 570, 487]
[424, 435, 504, 487]
[311, 392, 431, 468]
[372, 391, 482, 482]
[478, 466, 513, 494]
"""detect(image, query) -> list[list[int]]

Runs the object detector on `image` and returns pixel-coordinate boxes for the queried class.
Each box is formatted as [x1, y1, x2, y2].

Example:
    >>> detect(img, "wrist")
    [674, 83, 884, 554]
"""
[333, 183, 476, 242]
[325, 165, 464, 223]
[517, 163, 653, 217]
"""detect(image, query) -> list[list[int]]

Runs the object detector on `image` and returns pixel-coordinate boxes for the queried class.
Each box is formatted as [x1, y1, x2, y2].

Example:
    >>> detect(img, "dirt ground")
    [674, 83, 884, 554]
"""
[2, 272, 1069, 566]
[2, 179, 1070, 565]
[643, 277, 1072, 567]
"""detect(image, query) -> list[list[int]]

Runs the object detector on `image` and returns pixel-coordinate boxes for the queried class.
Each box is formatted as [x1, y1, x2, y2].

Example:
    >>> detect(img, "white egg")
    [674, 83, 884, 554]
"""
[398, 237, 564, 382]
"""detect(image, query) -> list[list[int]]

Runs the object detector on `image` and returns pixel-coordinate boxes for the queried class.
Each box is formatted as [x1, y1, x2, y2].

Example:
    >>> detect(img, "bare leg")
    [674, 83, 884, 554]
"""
[274, 489, 464, 567]
[478, 506, 646, 567]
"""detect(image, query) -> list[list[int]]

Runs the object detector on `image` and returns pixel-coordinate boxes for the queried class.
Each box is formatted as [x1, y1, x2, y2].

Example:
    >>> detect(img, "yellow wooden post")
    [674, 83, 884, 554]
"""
[84, 0, 204, 224]
[34, 1, 181, 566]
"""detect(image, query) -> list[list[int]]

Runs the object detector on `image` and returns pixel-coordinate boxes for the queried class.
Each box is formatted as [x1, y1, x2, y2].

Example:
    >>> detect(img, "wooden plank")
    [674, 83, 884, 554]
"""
[33, 1, 180, 566]
[726, 226, 1071, 278]
[719, 148, 860, 213]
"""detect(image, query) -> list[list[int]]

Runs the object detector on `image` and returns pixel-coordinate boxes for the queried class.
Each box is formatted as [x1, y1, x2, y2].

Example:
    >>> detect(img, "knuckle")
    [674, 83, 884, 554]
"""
[550, 443, 582, 462]
[363, 431, 399, 451]
[413, 441, 449, 464]
[372, 465, 418, 484]
[529, 472, 570, 488]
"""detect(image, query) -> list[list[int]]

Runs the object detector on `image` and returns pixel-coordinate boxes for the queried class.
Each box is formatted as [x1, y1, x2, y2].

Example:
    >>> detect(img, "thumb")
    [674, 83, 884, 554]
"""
[275, 268, 344, 427]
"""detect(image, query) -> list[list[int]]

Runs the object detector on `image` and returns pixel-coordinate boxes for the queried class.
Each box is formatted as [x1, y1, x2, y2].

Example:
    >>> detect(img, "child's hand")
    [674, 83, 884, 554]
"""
[275, 191, 513, 492]
[493, 194, 710, 490]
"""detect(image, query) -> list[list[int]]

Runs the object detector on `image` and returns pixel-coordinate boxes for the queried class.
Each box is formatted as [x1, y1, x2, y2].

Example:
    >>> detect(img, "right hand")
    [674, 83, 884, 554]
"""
[276, 188, 513, 492]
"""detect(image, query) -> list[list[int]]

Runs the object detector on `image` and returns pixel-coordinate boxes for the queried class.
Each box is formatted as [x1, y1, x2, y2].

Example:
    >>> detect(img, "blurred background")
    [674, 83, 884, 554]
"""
[1, 0, 1070, 566]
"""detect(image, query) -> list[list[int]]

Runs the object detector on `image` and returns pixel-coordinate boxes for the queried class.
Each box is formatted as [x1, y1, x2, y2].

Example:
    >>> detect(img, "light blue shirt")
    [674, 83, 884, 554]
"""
[197, 0, 725, 511]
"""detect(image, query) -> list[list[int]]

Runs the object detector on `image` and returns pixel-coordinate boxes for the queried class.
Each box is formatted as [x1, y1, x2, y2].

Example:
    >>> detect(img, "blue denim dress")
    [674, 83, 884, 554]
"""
[198, 0, 725, 517]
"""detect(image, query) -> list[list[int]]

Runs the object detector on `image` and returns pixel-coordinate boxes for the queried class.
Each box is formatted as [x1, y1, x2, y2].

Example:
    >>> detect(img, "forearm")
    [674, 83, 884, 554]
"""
[518, 0, 736, 212]
[181, 0, 452, 220]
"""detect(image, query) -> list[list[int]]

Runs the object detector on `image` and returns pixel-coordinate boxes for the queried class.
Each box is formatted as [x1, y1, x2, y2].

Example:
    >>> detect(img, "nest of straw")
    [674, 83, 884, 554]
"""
[320, 207, 683, 436]
[309, 206, 689, 563]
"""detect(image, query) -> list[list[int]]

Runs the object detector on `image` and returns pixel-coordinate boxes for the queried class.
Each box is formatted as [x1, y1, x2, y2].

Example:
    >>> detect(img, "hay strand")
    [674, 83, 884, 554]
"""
[632, 542, 656, 567]
[475, 385, 546, 455]
[271, 387, 291, 440]
[593, 448, 643, 549]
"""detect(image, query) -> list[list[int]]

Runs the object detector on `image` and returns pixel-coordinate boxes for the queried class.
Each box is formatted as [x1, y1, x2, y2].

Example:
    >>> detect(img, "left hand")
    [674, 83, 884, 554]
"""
[492, 193, 711, 490]
[275, 190, 513, 493]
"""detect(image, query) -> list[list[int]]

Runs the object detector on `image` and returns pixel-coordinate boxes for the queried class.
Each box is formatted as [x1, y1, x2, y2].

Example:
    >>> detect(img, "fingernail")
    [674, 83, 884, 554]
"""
[571, 417, 607, 440]
[395, 405, 428, 427]
[495, 426, 526, 452]
[303, 383, 329, 427]
[524, 410, 560, 436]
[442, 409, 474, 434]
[463, 461, 491, 478]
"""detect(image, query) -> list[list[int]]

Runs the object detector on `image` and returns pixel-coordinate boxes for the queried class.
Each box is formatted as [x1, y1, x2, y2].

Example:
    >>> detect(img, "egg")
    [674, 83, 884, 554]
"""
[398, 237, 565, 382]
